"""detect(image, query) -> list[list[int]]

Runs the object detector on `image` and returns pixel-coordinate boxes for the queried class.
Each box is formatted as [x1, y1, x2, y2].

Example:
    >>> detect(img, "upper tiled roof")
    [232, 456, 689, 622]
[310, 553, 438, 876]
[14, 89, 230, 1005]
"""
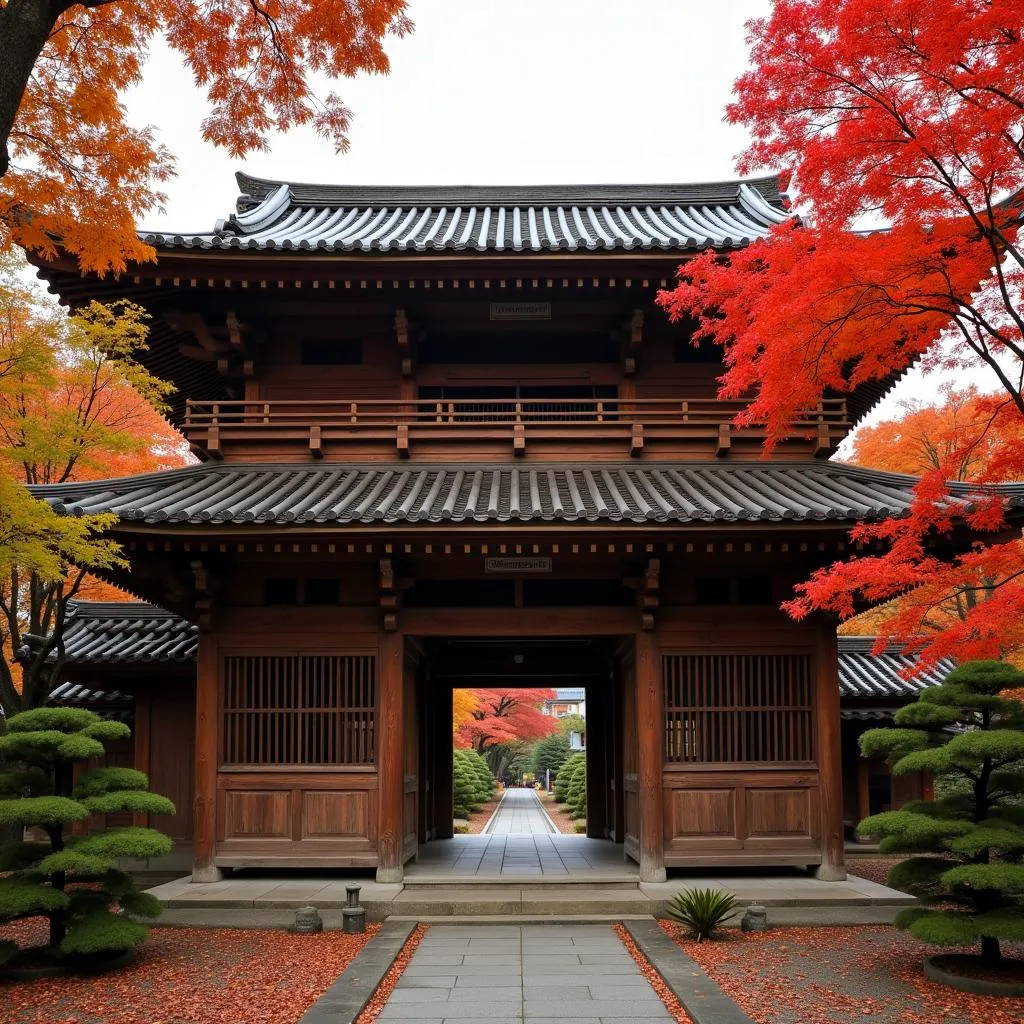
[29, 461, 1010, 527]
[56, 601, 197, 664]
[139, 173, 791, 254]
[837, 635, 955, 699]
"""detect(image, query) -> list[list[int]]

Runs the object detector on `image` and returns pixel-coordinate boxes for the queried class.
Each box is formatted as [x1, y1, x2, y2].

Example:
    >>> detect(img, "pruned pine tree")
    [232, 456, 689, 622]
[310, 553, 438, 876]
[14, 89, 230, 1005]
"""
[0, 707, 174, 968]
[858, 661, 1024, 967]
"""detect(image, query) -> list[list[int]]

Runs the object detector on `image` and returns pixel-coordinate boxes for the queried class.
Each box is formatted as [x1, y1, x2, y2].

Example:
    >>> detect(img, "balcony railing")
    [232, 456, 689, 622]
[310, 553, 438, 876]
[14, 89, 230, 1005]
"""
[182, 397, 849, 459]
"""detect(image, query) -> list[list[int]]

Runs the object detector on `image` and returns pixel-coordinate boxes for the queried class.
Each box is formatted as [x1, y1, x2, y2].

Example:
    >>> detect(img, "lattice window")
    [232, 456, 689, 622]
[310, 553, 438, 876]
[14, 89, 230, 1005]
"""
[662, 653, 814, 764]
[222, 654, 375, 766]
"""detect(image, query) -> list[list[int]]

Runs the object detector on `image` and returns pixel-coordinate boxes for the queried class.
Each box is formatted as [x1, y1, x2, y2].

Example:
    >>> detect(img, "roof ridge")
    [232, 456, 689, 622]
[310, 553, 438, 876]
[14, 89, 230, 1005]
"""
[68, 600, 183, 620]
[233, 170, 786, 208]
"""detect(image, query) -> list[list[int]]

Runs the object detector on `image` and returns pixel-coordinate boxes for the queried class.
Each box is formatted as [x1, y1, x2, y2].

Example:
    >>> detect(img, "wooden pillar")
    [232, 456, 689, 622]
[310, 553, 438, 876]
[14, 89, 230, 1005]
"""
[634, 629, 666, 882]
[585, 682, 607, 839]
[192, 631, 221, 882]
[377, 630, 405, 882]
[856, 755, 870, 830]
[434, 682, 454, 840]
[815, 627, 846, 880]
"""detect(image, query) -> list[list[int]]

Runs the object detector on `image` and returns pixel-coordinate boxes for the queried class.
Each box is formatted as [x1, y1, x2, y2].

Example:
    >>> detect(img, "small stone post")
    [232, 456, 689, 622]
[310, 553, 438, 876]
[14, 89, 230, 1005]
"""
[342, 884, 366, 933]
[293, 905, 323, 933]
[741, 904, 768, 932]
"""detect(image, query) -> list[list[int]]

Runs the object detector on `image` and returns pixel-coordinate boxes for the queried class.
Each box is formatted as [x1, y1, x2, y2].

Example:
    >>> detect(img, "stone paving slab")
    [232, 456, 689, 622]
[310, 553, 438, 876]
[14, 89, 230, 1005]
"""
[379, 923, 674, 1023]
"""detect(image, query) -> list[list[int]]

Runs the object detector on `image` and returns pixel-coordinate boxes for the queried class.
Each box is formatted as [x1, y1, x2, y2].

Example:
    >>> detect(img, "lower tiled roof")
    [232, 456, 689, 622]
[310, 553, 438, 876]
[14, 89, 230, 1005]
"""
[57, 601, 197, 664]
[837, 636, 955, 699]
[29, 461, 1016, 527]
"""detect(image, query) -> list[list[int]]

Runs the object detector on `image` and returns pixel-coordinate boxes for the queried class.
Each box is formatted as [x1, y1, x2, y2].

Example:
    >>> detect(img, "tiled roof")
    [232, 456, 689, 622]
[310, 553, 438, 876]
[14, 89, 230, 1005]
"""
[139, 173, 791, 254]
[31, 461, 1016, 527]
[837, 636, 955, 699]
[47, 682, 133, 722]
[552, 688, 586, 702]
[56, 601, 197, 664]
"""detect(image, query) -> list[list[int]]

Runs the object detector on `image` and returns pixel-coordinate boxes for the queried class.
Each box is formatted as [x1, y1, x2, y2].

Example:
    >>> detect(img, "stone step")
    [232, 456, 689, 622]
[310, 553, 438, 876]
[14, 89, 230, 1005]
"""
[402, 874, 640, 891]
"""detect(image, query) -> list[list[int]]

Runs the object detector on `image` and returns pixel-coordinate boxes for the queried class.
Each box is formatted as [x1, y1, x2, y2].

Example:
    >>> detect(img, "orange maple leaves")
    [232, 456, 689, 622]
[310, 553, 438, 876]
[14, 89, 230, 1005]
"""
[1, 0, 411, 274]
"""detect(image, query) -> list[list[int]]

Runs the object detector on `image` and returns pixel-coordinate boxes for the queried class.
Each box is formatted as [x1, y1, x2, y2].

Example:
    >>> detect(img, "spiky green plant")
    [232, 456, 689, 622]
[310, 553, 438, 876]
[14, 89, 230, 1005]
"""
[665, 887, 738, 941]
[857, 660, 1024, 968]
[0, 707, 174, 968]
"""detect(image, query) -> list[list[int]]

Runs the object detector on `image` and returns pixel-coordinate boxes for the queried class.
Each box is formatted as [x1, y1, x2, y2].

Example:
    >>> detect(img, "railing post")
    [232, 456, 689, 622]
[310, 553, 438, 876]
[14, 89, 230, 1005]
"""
[350, 402, 358, 424]
[681, 400, 688, 423]
[447, 401, 454, 424]
[596, 401, 604, 423]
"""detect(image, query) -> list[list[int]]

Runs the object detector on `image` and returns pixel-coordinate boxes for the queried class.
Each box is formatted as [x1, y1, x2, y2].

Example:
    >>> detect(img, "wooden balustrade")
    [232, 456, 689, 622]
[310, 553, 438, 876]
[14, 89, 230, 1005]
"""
[182, 396, 849, 460]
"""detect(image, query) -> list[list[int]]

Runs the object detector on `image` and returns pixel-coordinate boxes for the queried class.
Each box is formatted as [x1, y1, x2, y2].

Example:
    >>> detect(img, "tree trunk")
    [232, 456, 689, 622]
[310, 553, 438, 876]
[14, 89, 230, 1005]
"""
[0, 0, 66, 179]
[981, 935, 1002, 966]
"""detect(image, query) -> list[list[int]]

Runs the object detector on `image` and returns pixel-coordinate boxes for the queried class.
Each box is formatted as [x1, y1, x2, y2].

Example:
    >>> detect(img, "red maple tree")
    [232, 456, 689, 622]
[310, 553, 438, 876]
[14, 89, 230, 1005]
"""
[657, 0, 1024, 669]
[454, 688, 560, 754]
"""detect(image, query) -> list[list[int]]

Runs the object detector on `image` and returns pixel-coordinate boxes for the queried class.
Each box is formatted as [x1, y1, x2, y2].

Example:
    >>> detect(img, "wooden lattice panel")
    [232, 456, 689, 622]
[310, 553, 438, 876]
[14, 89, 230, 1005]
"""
[662, 653, 814, 765]
[222, 654, 376, 766]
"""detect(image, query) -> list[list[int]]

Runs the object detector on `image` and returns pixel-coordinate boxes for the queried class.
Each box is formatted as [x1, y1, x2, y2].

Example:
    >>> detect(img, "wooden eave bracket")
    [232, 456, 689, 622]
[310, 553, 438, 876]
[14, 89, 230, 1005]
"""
[513, 422, 526, 456]
[309, 424, 323, 459]
[630, 423, 644, 458]
[638, 557, 660, 631]
[395, 308, 417, 377]
[814, 422, 833, 458]
[716, 422, 731, 458]
[380, 558, 399, 631]
[190, 559, 218, 630]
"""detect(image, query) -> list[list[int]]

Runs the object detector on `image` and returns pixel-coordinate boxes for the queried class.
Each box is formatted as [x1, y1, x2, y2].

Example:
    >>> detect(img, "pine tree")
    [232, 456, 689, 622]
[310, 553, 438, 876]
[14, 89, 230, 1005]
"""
[858, 661, 1024, 967]
[531, 733, 570, 781]
[0, 707, 173, 968]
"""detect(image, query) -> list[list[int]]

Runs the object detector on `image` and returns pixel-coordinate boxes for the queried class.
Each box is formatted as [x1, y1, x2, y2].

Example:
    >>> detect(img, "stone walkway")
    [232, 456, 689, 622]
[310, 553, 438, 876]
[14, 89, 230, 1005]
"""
[378, 923, 673, 1022]
[408, 833, 632, 878]
[484, 787, 557, 836]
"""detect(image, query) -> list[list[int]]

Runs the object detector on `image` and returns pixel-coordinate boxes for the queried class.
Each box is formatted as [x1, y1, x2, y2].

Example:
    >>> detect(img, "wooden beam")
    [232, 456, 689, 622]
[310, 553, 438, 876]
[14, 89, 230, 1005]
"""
[402, 606, 636, 637]
[396, 424, 410, 459]
[192, 631, 221, 882]
[164, 309, 226, 353]
[815, 627, 847, 880]
[309, 424, 323, 459]
[513, 422, 526, 455]
[716, 422, 731, 457]
[630, 423, 644, 458]
[635, 629, 666, 882]
[377, 630, 405, 882]
[226, 311, 246, 352]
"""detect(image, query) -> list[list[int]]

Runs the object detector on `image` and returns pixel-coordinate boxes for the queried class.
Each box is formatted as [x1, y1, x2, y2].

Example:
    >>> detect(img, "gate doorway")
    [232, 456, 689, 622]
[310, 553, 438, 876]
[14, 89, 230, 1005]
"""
[412, 636, 633, 877]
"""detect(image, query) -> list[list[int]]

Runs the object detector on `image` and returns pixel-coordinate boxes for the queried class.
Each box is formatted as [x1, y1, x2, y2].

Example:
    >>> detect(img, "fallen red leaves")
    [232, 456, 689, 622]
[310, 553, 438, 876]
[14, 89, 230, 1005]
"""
[354, 923, 427, 1023]
[0, 918, 379, 1024]
[613, 923, 693, 1024]
[660, 920, 1024, 1024]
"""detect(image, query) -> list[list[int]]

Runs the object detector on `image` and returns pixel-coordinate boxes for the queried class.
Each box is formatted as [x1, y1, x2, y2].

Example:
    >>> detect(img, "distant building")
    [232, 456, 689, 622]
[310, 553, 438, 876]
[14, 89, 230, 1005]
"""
[544, 688, 586, 750]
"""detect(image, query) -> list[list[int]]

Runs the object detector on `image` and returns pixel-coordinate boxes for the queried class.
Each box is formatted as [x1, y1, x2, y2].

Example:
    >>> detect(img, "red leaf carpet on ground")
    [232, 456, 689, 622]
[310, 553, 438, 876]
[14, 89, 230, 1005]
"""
[0, 918, 378, 1024]
[661, 921, 1024, 1024]
[354, 923, 427, 1023]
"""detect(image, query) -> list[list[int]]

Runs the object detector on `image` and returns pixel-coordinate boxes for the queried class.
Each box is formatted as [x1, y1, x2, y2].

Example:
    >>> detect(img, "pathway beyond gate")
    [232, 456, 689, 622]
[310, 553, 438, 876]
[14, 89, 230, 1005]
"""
[375, 923, 674, 1022]
[484, 787, 557, 836]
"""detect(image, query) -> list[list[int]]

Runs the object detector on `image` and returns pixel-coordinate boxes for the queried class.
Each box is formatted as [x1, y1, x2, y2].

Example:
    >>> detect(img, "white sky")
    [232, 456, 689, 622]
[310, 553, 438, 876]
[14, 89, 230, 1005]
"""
[122, 0, 989, 447]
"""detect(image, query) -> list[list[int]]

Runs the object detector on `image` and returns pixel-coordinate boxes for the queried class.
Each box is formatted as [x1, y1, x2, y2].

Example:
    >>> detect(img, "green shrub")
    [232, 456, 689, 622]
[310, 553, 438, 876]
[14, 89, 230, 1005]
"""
[665, 888, 738, 941]
[573, 820, 587, 834]
[0, 707, 174, 967]
[857, 660, 1024, 967]
[453, 749, 495, 818]
[532, 733, 570, 781]
[554, 752, 585, 803]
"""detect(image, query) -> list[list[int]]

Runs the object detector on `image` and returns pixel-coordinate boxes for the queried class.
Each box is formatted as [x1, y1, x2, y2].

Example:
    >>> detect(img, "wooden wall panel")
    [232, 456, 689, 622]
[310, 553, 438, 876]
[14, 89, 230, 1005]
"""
[215, 771, 378, 868]
[224, 790, 290, 838]
[663, 769, 821, 867]
[147, 685, 196, 842]
[746, 787, 813, 842]
[302, 791, 369, 838]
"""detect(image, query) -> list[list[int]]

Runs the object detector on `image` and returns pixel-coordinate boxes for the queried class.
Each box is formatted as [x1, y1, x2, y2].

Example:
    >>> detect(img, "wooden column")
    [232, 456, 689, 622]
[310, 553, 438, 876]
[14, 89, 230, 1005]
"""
[634, 629, 666, 882]
[377, 629, 405, 882]
[815, 627, 846, 880]
[192, 631, 221, 882]
[856, 756, 871, 831]
[585, 682, 607, 839]
[434, 682, 454, 841]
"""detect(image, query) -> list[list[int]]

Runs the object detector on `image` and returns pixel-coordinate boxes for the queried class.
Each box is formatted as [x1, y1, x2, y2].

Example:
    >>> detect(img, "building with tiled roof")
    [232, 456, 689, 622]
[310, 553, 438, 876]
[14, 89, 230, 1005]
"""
[28, 171, 1024, 885]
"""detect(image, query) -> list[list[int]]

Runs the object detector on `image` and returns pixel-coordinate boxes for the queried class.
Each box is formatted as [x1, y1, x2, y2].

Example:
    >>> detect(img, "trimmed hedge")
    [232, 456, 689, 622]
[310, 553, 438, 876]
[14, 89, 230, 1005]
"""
[453, 749, 495, 819]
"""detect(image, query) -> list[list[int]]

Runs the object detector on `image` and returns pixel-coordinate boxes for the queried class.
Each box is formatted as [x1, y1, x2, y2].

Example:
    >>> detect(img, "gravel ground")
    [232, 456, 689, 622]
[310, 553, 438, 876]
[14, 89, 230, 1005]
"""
[538, 790, 582, 834]
[462, 796, 501, 834]
[846, 854, 908, 889]
[1, 917, 378, 1024]
[663, 921, 1024, 1024]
